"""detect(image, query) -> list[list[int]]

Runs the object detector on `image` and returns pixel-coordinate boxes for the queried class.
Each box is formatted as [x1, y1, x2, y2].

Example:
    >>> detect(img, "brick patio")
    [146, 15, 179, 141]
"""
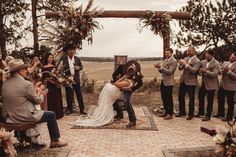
[38, 106, 227, 157]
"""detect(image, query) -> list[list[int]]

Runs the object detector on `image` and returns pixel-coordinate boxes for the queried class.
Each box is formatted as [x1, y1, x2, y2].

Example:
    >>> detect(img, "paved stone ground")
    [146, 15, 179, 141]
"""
[37, 106, 228, 157]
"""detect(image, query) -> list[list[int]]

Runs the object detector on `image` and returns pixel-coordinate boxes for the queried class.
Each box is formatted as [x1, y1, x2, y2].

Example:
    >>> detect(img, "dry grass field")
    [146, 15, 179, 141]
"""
[80, 60, 235, 116]
[82, 60, 182, 83]
[81, 61, 188, 111]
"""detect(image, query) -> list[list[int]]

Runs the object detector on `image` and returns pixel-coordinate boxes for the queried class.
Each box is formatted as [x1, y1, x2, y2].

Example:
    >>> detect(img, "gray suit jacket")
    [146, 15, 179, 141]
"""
[1, 76, 44, 123]
[220, 61, 236, 91]
[179, 55, 200, 86]
[159, 57, 177, 86]
[200, 58, 220, 90]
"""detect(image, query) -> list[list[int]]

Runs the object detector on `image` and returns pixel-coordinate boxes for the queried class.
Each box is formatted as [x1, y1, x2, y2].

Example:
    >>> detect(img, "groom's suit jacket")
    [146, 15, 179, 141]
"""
[112, 64, 142, 92]
[158, 57, 177, 86]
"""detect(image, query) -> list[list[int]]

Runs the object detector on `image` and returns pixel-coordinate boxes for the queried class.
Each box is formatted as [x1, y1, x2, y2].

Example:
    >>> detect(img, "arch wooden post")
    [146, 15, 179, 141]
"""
[163, 21, 170, 59]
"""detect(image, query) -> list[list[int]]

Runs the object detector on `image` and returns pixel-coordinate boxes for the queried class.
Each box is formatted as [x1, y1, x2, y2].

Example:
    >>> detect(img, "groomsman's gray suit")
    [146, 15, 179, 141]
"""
[200, 58, 220, 90]
[159, 57, 177, 116]
[217, 61, 236, 120]
[179, 55, 201, 85]
[178, 55, 200, 117]
[197, 58, 220, 118]
[220, 62, 236, 91]
[160, 57, 178, 86]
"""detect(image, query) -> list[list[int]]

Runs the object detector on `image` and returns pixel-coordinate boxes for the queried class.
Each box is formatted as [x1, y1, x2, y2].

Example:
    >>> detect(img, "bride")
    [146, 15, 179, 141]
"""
[70, 67, 136, 127]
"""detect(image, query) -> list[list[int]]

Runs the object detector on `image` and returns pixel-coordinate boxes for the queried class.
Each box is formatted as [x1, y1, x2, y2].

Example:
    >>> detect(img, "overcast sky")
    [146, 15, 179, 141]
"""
[22, 0, 188, 57]
[76, 0, 189, 57]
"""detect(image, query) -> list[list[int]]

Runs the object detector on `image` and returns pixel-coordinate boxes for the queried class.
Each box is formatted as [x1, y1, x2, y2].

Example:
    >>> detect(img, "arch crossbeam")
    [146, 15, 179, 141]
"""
[45, 10, 191, 20]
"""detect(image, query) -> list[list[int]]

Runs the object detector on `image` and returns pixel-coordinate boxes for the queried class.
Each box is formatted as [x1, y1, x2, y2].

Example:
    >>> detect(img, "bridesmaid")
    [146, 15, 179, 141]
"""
[42, 53, 64, 119]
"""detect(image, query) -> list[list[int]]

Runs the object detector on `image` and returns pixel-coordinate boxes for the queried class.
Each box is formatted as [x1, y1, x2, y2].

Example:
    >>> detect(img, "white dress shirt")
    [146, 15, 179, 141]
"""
[68, 55, 75, 76]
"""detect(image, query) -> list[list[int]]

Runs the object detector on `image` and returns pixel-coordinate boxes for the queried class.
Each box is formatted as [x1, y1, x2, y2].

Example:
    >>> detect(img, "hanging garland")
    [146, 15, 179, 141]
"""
[138, 11, 172, 39]
[39, 0, 103, 51]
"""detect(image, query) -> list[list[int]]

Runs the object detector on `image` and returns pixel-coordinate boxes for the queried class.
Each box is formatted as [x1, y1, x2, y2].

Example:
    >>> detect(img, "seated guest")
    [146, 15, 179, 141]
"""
[1, 59, 67, 148]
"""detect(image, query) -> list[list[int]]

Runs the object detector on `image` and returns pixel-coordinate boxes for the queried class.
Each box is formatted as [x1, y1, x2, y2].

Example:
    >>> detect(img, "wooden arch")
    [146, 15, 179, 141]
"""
[45, 10, 191, 58]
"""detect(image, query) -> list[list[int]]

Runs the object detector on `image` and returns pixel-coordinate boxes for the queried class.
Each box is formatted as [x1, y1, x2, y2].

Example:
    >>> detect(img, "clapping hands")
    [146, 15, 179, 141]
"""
[222, 67, 229, 73]
[35, 82, 48, 96]
[178, 59, 187, 66]
[154, 63, 161, 69]
[199, 68, 207, 75]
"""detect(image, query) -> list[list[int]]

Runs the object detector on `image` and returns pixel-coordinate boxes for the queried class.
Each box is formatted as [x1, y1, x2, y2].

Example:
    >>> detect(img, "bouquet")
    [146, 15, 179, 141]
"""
[0, 128, 18, 157]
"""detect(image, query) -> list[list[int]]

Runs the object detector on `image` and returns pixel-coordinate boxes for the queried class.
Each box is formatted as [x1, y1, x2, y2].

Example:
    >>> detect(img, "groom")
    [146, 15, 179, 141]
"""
[113, 60, 143, 128]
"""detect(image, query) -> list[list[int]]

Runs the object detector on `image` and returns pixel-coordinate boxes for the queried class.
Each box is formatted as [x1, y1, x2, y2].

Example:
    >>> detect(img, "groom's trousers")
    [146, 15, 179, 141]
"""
[124, 91, 136, 122]
[113, 91, 136, 122]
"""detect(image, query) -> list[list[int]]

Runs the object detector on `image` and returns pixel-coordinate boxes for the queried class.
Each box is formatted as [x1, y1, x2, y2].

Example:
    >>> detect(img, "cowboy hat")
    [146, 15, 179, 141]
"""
[123, 60, 141, 75]
[9, 59, 30, 73]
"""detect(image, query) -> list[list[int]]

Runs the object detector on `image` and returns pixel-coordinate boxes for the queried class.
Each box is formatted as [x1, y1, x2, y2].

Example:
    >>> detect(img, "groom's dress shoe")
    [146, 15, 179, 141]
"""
[126, 121, 136, 128]
[114, 114, 124, 120]
[65, 109, 73, 115]
[80, 110, 87, 115]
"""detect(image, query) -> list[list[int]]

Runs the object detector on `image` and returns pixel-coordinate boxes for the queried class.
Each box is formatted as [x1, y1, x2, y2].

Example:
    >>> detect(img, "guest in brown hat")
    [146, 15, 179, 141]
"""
[2, 59, 68, 148]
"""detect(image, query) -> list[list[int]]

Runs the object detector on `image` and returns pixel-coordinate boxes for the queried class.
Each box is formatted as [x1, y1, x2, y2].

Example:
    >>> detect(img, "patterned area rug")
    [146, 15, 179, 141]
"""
[71, 106, 158, 131]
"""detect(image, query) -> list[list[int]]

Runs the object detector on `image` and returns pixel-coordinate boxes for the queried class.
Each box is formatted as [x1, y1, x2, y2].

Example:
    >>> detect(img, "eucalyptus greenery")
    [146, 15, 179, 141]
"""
[138, 11, 172, 39]
[39, 0, 103, 52]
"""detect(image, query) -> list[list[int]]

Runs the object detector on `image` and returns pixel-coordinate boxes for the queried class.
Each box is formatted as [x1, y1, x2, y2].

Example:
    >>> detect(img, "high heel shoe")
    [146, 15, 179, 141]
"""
[126, 121, 136, 128]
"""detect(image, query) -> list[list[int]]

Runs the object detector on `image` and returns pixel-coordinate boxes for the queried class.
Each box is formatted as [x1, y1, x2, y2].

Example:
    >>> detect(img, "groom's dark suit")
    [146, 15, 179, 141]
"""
[112, 64, 143, 123]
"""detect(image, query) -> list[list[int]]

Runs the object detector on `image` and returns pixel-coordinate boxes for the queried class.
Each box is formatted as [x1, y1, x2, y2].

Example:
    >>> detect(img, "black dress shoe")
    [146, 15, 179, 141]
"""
[80, 110, 87, 115]
[126, 121, 136, 128]
[114, 114, 124, 120]
[186, 116, 193, 120]
[222, 117, 233, 122]
[65, 109, 73, 115]
[202, 117, 210, 121]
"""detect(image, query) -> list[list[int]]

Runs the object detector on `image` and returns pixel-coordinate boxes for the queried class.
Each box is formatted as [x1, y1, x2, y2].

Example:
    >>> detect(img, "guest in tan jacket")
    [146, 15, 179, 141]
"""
[1, 59, 68, 148]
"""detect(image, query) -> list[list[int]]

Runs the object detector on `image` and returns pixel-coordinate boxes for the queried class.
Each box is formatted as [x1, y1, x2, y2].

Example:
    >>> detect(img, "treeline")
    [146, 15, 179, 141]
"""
[80, 57, 162, 62]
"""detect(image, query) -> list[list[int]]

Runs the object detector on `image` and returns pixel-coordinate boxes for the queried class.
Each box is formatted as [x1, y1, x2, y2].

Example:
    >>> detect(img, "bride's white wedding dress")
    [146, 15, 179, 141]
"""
[71, 83, 122, 126]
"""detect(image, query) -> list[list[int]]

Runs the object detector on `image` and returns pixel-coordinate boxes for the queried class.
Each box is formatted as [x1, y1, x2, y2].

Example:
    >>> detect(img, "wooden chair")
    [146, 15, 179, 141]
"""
[0, 102, 36, 147]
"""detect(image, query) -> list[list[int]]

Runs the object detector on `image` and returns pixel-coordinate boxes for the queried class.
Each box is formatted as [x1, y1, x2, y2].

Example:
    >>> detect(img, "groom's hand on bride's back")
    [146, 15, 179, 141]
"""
[121, 87, 132, 91]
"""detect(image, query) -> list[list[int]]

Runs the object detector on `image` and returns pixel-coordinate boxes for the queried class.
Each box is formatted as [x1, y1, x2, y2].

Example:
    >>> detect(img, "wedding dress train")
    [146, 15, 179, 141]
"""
[71, 83, 122, 126]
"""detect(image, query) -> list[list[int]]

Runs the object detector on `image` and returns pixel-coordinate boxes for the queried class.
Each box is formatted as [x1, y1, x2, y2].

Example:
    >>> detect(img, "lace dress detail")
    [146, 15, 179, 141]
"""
[71, 83, 122, 126]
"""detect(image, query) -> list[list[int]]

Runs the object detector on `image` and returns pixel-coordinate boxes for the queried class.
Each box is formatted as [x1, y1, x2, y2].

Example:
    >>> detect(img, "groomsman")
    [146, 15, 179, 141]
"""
[215, 52, 236, 121]
[154, 48, 177, 120]
[176, 46, 200, 120]
[196, 49, 220, 121]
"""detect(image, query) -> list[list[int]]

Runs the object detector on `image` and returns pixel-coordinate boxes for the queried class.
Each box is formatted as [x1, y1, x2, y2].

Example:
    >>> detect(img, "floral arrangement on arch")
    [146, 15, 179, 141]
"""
[0, 128, 18, 157]
[39, 0, 103, 52]
[138, 11, 172, 39]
